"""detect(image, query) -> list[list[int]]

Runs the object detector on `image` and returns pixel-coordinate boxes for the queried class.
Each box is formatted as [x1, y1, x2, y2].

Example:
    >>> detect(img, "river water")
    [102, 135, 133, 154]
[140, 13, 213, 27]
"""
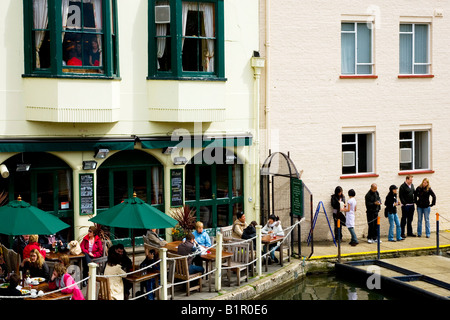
[260, 273, 393, 300]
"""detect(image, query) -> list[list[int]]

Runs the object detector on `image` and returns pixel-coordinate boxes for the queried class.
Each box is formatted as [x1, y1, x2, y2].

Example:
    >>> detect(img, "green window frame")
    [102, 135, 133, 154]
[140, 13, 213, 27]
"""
[23, 0, 119, 78]
[148, 0, 225, 80]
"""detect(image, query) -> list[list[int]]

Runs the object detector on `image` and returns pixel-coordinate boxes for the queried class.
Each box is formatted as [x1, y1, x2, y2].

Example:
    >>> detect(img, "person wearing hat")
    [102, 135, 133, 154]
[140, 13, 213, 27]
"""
[384, 185, 404, 242]
[232, 211, 248, 239]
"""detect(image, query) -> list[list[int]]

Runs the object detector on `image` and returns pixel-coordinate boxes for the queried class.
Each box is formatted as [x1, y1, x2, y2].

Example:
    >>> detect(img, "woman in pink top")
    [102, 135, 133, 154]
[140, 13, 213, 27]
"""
[48, 263, 85, 300]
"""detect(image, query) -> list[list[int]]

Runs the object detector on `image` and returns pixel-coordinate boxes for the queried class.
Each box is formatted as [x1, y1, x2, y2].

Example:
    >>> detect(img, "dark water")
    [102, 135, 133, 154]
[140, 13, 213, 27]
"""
[260, 273, 392, 300]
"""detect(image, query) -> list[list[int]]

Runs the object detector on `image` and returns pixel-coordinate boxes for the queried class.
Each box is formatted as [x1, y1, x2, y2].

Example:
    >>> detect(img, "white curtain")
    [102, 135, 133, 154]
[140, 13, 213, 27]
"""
[93, 0, 103, 66]
[152, 167, 160, 204]
[156, 1, 169, 69]
[181, 2, 215, 72]
[33, 0, 48, 68]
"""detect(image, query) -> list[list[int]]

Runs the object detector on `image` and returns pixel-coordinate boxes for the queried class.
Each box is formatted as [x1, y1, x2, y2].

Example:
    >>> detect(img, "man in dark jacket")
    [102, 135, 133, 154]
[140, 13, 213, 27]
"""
[365, 183, 381, 243]
[399, 175, 416, 238]
[177, 234, 204, 274]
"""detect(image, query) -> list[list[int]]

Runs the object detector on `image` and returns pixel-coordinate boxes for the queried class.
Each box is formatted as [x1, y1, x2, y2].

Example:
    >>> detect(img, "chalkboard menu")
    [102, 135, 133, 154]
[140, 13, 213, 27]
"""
[170, 169, 183, 207]
[291, 178, 303, 217]
[79, 173, 94, 215]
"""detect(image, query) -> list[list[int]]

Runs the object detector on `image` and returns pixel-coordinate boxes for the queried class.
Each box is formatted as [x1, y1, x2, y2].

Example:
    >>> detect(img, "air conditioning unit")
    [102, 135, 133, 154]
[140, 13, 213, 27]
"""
[155, 5, 170, 24]
[342, 151, 356, 167]
[399, 148, 412, 163]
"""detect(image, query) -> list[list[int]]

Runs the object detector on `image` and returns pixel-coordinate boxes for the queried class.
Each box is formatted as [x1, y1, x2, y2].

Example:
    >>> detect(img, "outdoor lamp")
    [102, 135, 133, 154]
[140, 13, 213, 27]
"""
[94, 148, 109, 159]
[82, 160, 98, 170]
[0, 164, 9, 178]
[16, 164, 31, 172]
[173, 157, 187, 165]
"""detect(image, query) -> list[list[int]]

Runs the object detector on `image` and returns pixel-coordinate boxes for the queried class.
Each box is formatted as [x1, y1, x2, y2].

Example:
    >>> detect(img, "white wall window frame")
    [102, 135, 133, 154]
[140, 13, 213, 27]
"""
[399, 23, 431, 75]
[341, 132, 375, 176]
[341, 22, 374, 75]
[399, 130, 430, 171]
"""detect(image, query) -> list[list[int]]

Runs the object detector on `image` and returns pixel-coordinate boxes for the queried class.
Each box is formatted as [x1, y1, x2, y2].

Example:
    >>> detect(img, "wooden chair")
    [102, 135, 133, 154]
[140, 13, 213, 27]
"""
[166, 259, 175, 300]
[96, 276, 111, 300]
[167, 252, 202, 296]
[223, 242, 249, 286]
[218, 225, 233, 242]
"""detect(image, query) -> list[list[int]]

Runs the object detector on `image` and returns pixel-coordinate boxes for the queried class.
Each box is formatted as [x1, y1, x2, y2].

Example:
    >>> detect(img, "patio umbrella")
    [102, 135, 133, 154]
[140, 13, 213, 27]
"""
[89, 193, 178, 269]
[0, 196, 70, 236]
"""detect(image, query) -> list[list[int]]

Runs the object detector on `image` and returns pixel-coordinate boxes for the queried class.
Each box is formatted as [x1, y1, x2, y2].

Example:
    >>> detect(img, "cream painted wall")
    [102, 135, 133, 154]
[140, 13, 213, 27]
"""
[260, 0, 450, 241]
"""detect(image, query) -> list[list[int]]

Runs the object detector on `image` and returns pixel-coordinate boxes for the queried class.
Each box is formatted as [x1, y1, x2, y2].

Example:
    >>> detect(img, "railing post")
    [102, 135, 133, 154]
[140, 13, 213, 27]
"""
[436, 213, 440, 256]
[377, 216, 381, 260]
[159, 247, 168, 300]
[337, 219, 341, 263]
[215, 232, 223, 292]
[256, 225, 262, 277]
[87, 262, 97, 300]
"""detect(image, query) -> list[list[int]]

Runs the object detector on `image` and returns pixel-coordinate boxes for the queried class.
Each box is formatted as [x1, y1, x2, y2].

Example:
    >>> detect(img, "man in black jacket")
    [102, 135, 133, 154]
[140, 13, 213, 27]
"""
[365, 183, 381, 243]
[399, 175, 416, 238]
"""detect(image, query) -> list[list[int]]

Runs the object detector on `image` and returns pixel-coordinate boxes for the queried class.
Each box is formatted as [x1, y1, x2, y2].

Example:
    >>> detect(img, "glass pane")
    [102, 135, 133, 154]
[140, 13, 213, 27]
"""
[87, 36, 102, 66]
[400, 131, 412, 140]
[37, 172, 54, 212]
[357, 134, 371, 173]
[199, 205, 212, 228]
[400, 24, 412, 32]
[216, 165, 228, 198]
[341, 23, 355, 31]
[341, 33, 355, 74]
[34, 31, 51, 69]
[199, 167, 212, 200]
[96, 169, 109, 209]
[399, 33, 412, 74]
[113, 171, 128, 205]
[342, 134, 356, 143]
[185, 165, 196, 201]
[133, 170, 147, 202]
[58, 170, 72, 210]
[357, 23, 371, 64]
[232, 165, 243, 197]
[232, 202, 243, 223]
[156, 24, 171, 71]
[63, 33, 85, 66]
[357, 65, 372, 74]
[415, 131, 429, 169]
[150, 167, 163, 204]
[414, 24, 428, 64]
[14, 173, 31, 203]
[217, 204, 229, 227]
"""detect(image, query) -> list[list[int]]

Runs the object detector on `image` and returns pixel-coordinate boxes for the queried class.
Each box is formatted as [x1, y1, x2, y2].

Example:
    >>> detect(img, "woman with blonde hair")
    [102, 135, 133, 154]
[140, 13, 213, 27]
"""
[48, 262, 85, 300]
[414, 178, 436, 238]
[19, 248, 50, 281]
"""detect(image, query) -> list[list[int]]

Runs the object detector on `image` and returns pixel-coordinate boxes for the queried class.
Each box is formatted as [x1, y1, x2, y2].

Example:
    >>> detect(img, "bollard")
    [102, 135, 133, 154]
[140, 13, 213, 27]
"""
[337, 219, 341, 263]
[377, 216, 381, 260]
[436, 213, 440, 255]
[87, 262, 98, 300]
[159, 247, 167, 300]
[256, 225, 262, 277]
[215, 232, 223, 292]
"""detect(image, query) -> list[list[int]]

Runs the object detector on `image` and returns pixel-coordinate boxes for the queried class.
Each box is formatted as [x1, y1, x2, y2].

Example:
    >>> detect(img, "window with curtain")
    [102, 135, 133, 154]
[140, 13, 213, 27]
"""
[24, 0, 119, 77]
[341, 22, 373, 75]
[399, 24, 430, 75]
[399, 130, 430, 171]
[148, 0, 224, 79]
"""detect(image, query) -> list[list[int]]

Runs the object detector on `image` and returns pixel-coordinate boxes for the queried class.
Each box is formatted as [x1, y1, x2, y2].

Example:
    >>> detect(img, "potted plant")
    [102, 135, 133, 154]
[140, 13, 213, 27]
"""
[169, 205, 196, 241]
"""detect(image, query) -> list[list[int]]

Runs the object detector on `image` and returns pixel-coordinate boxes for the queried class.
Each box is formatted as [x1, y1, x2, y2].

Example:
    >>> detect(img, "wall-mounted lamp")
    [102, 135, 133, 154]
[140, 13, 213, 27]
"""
[94, 148, 109, 159]
[173, 156, 188, 165]
[16, 164, 31, 172]
[225, 155, 236, 164]
[0, 164, 9, 178]
[83, 160, 98, 170]
[162, 146, 177, 154]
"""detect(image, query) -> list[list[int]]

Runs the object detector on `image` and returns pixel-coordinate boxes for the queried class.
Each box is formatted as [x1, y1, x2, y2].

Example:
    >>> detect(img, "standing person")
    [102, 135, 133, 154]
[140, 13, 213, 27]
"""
[384, 185, 404, 242]
[331, 186, 346, 241]
[232, 211, 248, 239]
[88, 39, 101, 66]
[399, 175, 416, 238]
[365, 183, 382, 244]
[342, 189, 358, 246]
[414, 178, 436, 238]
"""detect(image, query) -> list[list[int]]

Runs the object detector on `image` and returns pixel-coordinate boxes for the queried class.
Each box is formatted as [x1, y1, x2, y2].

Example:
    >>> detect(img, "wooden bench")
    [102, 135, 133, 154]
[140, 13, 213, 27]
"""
[167, 252, 202, 296]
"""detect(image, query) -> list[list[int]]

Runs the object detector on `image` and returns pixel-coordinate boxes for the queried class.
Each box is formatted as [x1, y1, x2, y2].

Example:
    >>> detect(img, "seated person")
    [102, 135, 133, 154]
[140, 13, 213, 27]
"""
[49, 263, 85, 300]
[108, 244, 132, 299]
[139, 247, 160, 300]
[39, 232, 67, 251]
[12, 235, 29, 259]
[192, 221, 211, 248]
[89, 39, 101, 66]
[80, 226, 103, 280]
[0, 273, 21, 298]
[232, 212, 248, 239]
[66, 48, 82, 66]
[242, 220, 257, 249]
[0, 249, 7, 279]
[20, 248, 50, 282]
[177, 233, 204, 275]
[145, 229, 167, 247]
[261, 215, 284, 264]
[104, 251, 126, 300]
[22, 234, 46, 260]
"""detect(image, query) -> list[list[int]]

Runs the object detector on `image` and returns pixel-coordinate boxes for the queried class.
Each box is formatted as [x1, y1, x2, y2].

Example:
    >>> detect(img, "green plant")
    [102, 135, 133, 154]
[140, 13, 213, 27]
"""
[169, 205, 196, 238]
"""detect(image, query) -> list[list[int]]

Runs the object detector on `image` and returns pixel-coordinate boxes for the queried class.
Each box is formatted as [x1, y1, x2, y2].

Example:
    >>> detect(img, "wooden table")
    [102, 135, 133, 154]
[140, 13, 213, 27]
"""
[164, 241, 233, 292]
[125, 271, 159, 299]
[261, 235, 284, 272]
[24, 281, 73, 300]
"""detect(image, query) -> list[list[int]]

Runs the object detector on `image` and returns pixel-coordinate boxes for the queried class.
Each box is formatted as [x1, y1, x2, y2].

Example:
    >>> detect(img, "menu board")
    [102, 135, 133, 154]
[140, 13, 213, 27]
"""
[79, 173, 94, 215]
[291, 178, 303, 217]
[170, 169, 183, 207]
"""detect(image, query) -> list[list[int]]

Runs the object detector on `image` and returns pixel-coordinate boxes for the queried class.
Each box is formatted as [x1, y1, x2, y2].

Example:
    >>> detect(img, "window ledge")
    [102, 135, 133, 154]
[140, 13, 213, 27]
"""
[398, 75, 434, 79]
[340, 75, 378, 79]
[340, 173, 379, 179]
[398, 170, 435, 175]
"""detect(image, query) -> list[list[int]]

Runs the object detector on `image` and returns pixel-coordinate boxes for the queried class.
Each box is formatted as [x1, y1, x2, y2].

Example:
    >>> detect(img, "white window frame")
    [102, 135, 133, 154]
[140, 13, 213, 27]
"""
[399, 23, 431, 75]
[341, 132, 375, 175]
[399, 130, 430, 171]
[341, 22, 374, 75]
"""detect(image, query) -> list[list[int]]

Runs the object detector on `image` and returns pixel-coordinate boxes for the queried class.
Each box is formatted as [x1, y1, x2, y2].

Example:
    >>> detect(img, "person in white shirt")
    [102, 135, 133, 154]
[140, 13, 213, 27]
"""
[261, 215, 284, 263]
[343, 189, 358, 246]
